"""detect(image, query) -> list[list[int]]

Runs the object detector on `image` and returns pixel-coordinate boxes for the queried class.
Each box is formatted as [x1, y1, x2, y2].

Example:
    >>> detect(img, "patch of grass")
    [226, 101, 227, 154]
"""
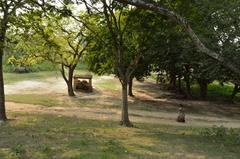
[6, 94, 62, 107]
[97, 80, 120, 91]
[0, 113, 239, 159]
[6, 94, 120, 109]
[199, 125, 240, 145]
[4, 71, 60, 85]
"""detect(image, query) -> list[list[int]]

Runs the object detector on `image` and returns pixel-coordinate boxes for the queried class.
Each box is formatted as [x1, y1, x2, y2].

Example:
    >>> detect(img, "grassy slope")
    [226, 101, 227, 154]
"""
[0, 113, 239, 159]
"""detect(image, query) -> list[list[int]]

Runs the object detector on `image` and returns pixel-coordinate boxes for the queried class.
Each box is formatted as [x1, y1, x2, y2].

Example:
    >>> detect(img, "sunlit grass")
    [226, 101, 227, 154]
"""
[6, 94, 62, 107]
[4, 71, 60, 85]
[96, 80, 120, 91]
[0, 113, 239, 159]
[6, 94, 120, 109]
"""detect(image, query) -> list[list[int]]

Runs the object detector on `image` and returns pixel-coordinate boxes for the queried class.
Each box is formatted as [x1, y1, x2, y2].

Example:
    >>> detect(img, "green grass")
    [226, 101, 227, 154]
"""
[6, 94, 121, 110]
[6, 94, 62, 107]
[97, 80, 120, 91]
[4, 71, 60, 85]
[5, 94, 85, 108]
[0, 113, 239, 159]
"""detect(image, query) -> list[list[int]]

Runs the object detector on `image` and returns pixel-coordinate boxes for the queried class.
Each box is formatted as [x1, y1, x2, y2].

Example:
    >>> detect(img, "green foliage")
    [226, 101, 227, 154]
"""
[85, 6, 157, 79]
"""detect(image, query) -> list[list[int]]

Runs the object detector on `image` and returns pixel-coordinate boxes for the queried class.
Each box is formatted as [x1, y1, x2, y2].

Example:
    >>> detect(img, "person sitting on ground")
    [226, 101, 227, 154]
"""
[177, 104, 185, 123]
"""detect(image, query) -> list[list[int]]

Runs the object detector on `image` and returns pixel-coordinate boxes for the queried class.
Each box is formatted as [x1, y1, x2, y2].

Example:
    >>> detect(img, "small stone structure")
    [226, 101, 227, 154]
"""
[73, 74, 93, 92]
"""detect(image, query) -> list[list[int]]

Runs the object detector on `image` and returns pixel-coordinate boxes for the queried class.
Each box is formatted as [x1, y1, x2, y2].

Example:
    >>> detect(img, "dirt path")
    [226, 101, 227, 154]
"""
[6, 102, 240, 128]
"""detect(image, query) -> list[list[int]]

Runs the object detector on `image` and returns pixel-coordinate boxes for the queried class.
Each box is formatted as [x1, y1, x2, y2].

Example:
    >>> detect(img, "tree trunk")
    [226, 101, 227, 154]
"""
[116, 0, 240, 77]
[120, 78, 132, 127]
[177, 75, 183, 94]
[184, 75, 191, 98]
[60, 64, 75, 97]
[168, 71, 176, 90]
[0, 15, 7, 121]
[184, 65, 192, 98]
[67, 68, 75, 96]
[67, 81, 75, 96]
[230, 84, 239, 102]
[128, 76, 134, 97]
[0, 52, 7, 121]
[197, 79, 208, 99]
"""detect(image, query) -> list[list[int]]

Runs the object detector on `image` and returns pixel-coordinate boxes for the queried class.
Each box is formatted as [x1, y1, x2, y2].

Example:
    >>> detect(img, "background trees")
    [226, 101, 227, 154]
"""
[116, 0, 240, 78]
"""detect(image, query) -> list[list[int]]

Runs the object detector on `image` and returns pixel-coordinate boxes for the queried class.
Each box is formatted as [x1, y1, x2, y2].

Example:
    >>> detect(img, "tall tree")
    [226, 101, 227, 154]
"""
[84, 1, 149, 126]
[99, 1, 139, 126]
[0, 0, 67, 121]
[0, 0, 28, 121]
[15, 13, 88, 96]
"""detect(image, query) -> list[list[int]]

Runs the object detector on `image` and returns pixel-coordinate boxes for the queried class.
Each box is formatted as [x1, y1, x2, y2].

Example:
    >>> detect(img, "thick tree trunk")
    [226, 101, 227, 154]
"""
[116, 0, 240, 77]
[197, 79, 208, 99]
[120, 78, 132, 127]
[0, 53, 6, 121]
[230, 84, 240, 102]
[168, 71, 176, 90]
[128, 76, 134, 97]
[61, 64, 75, 97]
[67, 68, 75, 96]
[0, 14, 7, 121]
[67, 81, 75, 96]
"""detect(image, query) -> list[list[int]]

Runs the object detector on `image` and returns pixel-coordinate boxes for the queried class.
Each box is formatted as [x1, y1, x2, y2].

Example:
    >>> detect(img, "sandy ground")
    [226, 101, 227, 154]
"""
[4, 75, 240, 128]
